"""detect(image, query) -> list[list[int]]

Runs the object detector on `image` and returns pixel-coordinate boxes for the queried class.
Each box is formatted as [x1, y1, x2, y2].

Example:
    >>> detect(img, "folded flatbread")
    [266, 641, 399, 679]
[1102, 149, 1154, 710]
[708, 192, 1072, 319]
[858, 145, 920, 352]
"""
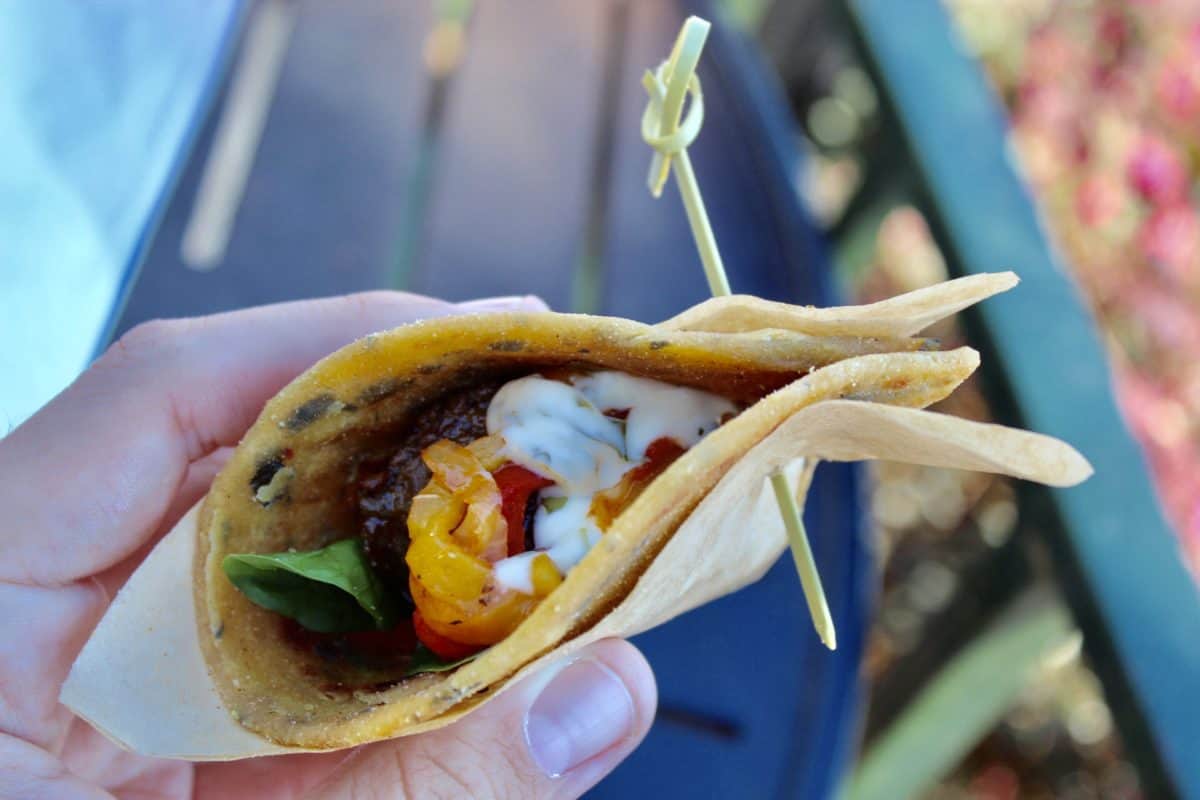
[185, 272, 1087, 750]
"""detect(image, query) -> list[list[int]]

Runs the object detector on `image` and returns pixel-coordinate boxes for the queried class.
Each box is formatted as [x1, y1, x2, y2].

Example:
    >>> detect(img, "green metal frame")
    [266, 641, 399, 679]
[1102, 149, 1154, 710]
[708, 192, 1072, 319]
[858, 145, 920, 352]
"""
[835, 0, 1200, 796]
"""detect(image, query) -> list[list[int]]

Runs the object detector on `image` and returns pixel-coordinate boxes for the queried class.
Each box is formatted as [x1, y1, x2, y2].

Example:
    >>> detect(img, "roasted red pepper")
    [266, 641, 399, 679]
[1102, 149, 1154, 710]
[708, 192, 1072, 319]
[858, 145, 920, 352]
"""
[413, 610, 484, 661]
[408, 435, 679, 652]
[493, 464, 554, 556]
[590, 437, 685, 529]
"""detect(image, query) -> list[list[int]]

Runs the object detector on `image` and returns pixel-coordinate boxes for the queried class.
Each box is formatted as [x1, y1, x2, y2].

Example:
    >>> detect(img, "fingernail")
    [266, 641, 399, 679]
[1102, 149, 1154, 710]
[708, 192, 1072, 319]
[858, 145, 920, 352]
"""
[524, 658, 635, 778]
[456, 295, 547, 312]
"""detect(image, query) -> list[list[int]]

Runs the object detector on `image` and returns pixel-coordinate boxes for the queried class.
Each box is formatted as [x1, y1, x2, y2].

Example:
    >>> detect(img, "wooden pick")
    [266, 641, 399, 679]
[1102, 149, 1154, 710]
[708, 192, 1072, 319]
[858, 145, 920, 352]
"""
[641, 15, 835, 649]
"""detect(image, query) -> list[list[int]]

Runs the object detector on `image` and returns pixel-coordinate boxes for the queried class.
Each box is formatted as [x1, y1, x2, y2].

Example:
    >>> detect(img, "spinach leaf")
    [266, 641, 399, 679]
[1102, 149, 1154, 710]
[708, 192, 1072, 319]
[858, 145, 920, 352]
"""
[223, 539, 396, 633]
[404, 644, 481, 677]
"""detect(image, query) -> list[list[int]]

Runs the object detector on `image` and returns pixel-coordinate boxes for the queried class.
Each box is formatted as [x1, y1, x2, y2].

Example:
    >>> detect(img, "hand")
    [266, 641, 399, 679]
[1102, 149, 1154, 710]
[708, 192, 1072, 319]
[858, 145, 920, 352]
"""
[0, 292, 657, 799]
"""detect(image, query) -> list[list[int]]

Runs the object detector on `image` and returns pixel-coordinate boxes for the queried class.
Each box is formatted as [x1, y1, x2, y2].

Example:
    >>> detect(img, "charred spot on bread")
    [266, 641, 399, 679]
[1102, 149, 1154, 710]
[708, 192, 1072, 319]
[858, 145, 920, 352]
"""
[283, 393, 338, 431]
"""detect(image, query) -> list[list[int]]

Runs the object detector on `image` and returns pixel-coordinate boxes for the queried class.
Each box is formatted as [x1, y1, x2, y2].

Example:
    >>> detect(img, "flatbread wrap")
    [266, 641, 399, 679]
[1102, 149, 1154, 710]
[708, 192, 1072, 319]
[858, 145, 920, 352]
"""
[186, 273, 1088, 751]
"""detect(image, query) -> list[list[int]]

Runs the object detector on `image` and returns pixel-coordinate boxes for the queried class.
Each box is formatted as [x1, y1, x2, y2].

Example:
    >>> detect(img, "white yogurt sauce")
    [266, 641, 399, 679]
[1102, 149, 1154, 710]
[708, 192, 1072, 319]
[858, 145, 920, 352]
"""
[532, 492, 603, 572]
[489, 371, 736, 593]
[492, 551, 541, 595]
[572, 371, 737, 461]
[486, 376, 629, 494]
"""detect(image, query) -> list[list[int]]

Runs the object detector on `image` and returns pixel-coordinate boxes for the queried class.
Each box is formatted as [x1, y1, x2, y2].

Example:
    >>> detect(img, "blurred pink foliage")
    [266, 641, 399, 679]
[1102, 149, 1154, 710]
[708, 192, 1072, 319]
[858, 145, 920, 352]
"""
[1127, 135, 1188, 206]
[996, 0, 1200, 570]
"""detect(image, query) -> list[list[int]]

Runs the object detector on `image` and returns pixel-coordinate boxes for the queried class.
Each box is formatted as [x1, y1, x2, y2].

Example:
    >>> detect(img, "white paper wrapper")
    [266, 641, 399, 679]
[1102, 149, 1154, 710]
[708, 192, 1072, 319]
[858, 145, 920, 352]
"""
[60, 504, 300, 759]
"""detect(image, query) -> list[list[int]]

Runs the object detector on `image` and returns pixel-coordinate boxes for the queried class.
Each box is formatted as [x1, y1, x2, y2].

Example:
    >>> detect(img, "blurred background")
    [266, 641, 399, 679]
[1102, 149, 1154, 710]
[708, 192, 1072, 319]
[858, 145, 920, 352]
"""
[4, 1, 1200, 797]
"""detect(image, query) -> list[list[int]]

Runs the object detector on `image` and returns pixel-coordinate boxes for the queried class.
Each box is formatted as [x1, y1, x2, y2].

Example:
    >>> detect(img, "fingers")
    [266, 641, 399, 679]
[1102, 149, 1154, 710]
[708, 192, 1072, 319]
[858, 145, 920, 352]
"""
[93, 446, 235, 601]
[0, 723, 191, 800]
[312, 639, 657, 800]
[0, 733, 114, 800]
[0, 579, 105, 749]
[0, 292, 547, 586]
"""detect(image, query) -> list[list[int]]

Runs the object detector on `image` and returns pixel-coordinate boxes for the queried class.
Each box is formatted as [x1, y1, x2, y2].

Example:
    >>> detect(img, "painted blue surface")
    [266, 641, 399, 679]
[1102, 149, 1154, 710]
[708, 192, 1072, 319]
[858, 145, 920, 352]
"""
[0, 1, 241, 430]
[847, 0, 1200, 795]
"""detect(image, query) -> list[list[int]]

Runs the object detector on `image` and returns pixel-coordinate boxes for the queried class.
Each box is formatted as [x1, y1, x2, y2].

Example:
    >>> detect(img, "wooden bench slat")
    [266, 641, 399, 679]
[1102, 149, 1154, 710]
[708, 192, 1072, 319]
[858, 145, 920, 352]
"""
[118, 1, 433, 322]
[412, 1, 606, 309]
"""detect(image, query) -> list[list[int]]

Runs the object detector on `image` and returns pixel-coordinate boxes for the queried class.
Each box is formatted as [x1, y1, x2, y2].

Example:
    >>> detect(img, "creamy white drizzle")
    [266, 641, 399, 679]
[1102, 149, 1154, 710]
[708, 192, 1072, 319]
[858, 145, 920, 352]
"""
[488, 371, 736, 594]
[492, 551, 541, 595]
[572, 371, 737, 461]
[533, 492, 603, 571]
[486, 376, 629, 493]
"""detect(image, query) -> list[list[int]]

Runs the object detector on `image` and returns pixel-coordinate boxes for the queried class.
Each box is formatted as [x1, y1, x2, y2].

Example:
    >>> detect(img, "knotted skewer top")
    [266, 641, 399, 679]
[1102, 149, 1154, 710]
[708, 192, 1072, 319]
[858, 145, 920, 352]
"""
[637, 15, 834, 647]
[641, 17, 709, 198]
[638, 16, 732, 298]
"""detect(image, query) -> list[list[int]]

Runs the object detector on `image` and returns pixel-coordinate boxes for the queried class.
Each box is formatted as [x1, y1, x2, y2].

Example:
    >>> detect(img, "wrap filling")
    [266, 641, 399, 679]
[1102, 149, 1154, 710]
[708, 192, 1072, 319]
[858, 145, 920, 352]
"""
[224, 370, 737, 675]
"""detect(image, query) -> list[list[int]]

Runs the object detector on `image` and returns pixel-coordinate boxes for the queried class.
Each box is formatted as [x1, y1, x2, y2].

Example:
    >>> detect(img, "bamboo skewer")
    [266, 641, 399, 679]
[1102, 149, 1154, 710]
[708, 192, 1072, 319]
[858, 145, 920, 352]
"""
[641, 16, 836, 649]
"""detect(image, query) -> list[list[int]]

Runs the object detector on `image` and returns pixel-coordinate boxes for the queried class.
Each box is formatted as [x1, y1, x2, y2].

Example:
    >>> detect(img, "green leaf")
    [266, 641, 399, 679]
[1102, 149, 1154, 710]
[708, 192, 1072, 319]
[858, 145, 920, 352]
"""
[223, 539, 396, 634]
[403, 643, 482, 677]
[840, 595, 1075, 800]
[542, 496, 568, 512]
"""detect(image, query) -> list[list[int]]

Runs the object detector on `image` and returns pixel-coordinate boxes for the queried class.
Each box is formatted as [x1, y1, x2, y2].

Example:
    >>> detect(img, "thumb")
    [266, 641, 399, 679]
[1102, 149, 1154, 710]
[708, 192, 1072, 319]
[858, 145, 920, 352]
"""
[312, 639, 657, 799]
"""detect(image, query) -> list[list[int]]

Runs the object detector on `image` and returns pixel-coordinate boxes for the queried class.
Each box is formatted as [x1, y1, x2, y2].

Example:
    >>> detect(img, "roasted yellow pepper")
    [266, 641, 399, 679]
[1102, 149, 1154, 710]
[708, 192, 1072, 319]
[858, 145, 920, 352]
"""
[406, 438, 561, 651]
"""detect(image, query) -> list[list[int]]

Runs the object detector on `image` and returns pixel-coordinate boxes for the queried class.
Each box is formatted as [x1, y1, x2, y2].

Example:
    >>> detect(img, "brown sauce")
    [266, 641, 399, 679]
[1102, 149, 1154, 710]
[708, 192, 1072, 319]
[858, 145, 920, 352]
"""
[351, 379, 508, 594]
